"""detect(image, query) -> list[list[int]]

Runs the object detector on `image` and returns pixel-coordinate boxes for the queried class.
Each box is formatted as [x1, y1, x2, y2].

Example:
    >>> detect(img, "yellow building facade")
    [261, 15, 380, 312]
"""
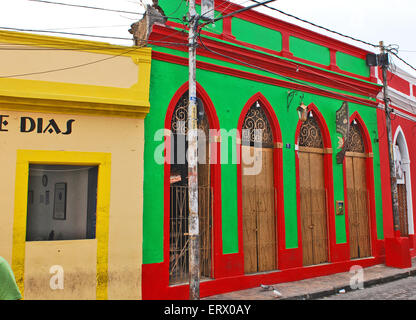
[0, 31, 151, 299]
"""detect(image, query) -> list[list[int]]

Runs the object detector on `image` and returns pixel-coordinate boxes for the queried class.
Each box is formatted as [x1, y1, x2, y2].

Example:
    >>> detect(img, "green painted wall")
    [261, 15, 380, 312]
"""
[289, 36, 331, 66]
[159, 0, 223, 35]
[337, 52, 370, 77]
[232, 18, 282, 52]
[142, 46, 383, 263]
[158, 0, 370, 79]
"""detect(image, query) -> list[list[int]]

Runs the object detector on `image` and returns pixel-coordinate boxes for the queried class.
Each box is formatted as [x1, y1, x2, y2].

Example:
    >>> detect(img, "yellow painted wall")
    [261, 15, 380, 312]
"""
[0, 111, 144, 300]
[0, 31, 152, 119]
[0, 31, 150, 300]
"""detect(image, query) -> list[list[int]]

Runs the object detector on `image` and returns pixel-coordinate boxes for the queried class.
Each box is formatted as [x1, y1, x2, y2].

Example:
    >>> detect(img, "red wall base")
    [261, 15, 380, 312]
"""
[385, 237, 412, 269]
[408, 234, 415, 249]
[142, 256, 384, 299]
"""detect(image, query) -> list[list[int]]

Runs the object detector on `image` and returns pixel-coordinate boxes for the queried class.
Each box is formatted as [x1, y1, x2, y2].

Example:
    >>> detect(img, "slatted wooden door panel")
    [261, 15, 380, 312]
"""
[198, 133, 212, 278]
[346, 156, 371, 259]
[299, 151, 328, 266]
[256, 148, 276, 272]
[299, 151, 313, 266]
[398, 180, 409, 237]
[242, 146, 259, 274]
[309, 152, 328, 265]
[242, 146, 276, 273]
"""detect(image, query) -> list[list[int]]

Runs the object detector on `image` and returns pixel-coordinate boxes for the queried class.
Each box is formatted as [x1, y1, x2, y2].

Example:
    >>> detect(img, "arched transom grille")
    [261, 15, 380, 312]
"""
[346, 122, 365, 153]
[241, 102, 273, 148]
[298, 115, 324, 148]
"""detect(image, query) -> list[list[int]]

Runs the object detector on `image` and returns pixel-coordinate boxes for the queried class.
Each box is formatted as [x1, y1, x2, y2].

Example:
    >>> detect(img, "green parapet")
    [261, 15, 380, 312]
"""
[232, 18, 282, 52]
[289, 36, 331, 66]
[337, 52, 370, 78]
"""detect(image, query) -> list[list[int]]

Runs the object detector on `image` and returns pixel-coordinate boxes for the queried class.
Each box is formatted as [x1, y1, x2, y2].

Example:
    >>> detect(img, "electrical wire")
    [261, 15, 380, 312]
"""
[0, 46, 139, 78]
[165, 0, 187, 17]
[0, 26, 190, 48]
[0, 26, 134, 41]
[0, 28, 188, 78]
[246, 0, 379, 49]
[26, 0, 184, 21]
[42, 25, 131, 31]
[27, 0, 143, 15]
[196, 30, 377, 107]
[199, 0, 277, 28]
[201, 0, 253, 20]
[389, 51, 416, 73]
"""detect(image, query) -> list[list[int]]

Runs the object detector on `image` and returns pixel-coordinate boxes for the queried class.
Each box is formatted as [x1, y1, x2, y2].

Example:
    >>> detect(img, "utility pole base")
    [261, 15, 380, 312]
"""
[385, 237, 412, 269]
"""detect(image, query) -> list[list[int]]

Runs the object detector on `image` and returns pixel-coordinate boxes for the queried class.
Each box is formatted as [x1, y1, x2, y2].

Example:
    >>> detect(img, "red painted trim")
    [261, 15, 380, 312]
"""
[167, 0, 374, 83]
[389, 103, 416, 119]
[294, 103, 337, 265]
[235, 92, 285, 272]
[159, 80, 223, 291]
[377, 67, 411, 96]
[152, 50, 380, 108]
[390, 115, 416, 240]
[142, 255, 384, 299]
[342, 112, 378, 259]
[329, 48, 341, 73]
[150, 24, 381, 100]
[413, 85, 416, 98]
[342, 157, 351, 258]
[193, 0, 372, 60]
[377, 109, 394, 239]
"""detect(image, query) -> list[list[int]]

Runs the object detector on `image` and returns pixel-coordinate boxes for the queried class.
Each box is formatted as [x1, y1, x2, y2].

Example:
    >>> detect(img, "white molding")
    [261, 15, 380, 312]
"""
[393, 127, 414, 235]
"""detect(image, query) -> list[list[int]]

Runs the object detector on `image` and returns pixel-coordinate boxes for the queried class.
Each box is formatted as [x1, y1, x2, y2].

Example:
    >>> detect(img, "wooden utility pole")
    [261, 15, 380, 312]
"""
[186, 0, 277, 300]
[187, 0, 200, 300]
[379, 41, 401, 234]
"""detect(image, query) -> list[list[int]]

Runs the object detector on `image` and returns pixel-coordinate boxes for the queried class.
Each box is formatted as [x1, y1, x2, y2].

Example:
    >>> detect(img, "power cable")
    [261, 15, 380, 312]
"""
[0, 26, 189, 48]
[201, 0, 253, 20]
[0, 46, 139, 79]
[0, 28, 188, 78]
[43, 25, 131, 31]
[196, 30, 377, 107]
[389, 51, 416, 73]
[0, 26, 133, 41]
[26, 0, 184, 21]
[199, 0, 277, 28]
[246, 0, 379, 49]
[27, 0, 143, 15]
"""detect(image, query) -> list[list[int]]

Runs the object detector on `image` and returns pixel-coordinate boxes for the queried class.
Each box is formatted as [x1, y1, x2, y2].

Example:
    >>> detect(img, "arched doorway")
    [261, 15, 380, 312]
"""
[345, 119, 371, 259]
[298, 112, 329, 266]
[168, 91, 213, 285]
[241, 100, 277, 273]
[394, 127, 414, 238]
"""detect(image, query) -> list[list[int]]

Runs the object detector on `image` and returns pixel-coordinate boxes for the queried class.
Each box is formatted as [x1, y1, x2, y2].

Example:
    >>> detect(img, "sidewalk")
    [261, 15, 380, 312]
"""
[204, 258, 416, 300]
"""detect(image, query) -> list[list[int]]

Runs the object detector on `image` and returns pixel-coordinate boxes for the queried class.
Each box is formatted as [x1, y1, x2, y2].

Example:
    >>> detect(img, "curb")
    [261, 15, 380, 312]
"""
[281, 270, 416, 300]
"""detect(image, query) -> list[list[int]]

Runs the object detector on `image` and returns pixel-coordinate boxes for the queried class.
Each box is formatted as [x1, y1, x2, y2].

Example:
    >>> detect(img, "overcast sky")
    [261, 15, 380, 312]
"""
[0, 0, 415, 75]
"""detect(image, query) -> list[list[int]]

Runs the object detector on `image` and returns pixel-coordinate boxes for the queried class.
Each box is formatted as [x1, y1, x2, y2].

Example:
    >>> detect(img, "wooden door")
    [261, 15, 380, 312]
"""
[198, 119, 212, 279]
[242, 146, 276, 273]
[299, 149, 328, 266]
[398, 175, 409, 237]
[346, 155, 371, 259]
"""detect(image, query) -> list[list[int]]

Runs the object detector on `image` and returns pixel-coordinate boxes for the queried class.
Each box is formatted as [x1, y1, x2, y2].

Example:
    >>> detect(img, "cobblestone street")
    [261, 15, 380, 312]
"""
[319, 276, 416, 300]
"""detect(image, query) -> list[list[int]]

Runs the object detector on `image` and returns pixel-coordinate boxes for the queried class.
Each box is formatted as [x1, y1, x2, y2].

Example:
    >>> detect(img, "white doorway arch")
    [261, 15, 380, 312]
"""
[393, 126, 414, 236]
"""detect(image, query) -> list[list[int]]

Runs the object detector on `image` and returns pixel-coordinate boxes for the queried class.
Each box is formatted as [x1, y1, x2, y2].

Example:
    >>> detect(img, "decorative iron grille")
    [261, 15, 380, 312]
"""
[241, 102, 273, 148]
[169, 92, 213, 285]
[171, 93, 209, 135]
[346, 122, 365, 153]
[169, 186, 213, 285]
[298, 115, 324, 148]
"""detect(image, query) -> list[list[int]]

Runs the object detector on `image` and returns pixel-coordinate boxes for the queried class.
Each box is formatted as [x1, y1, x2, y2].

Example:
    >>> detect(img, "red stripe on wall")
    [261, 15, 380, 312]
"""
[378, 68, 411, 96]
